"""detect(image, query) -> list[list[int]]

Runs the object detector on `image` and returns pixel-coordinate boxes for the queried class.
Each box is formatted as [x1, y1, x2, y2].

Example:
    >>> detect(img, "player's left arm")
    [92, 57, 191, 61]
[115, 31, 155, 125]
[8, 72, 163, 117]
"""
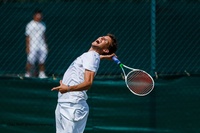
[43, 33, 48, 51]
[51, 70, 95, 94]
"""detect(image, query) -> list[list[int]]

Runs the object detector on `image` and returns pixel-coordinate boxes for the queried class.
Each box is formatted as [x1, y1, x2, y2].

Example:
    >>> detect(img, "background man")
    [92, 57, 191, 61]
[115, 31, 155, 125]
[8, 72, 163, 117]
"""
[25, 9, 48, 78]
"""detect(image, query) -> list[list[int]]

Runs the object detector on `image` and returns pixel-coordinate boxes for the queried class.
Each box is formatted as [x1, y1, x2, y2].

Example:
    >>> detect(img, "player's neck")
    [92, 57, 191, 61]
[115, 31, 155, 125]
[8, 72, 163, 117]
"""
[33, 19, 41, 23]
[89, 46, 102, 55]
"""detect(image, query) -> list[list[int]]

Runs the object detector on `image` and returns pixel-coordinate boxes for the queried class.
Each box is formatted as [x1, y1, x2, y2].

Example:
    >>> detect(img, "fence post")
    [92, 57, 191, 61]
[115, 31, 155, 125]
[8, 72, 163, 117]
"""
[151, 0, 156, 77]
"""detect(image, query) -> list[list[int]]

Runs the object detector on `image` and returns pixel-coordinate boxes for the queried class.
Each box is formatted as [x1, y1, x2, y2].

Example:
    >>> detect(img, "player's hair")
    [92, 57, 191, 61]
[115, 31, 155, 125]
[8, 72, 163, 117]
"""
[107, 33, 118, 55]
[33, 9, 42, 15]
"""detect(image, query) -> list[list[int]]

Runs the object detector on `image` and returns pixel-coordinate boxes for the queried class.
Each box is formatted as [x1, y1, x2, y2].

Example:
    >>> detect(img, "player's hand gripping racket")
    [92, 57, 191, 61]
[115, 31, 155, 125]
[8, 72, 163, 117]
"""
[112, 56, 154, 96]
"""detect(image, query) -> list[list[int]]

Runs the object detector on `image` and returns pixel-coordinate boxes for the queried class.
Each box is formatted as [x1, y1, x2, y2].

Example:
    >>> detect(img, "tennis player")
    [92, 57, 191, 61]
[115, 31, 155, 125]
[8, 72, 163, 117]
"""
[51, 33, 118, 133]
[25, 10, 48, 78]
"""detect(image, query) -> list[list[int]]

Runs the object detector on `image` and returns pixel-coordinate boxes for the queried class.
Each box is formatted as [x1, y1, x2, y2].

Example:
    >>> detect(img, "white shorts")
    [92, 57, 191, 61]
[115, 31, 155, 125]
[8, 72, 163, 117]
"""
[27, 46, 47, 65]
[55, 102, 89, 133]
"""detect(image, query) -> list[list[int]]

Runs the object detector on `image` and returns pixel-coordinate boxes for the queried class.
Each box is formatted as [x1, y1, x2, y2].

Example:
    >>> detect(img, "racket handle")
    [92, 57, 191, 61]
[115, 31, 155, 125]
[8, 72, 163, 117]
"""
[112, 56, 121, 65]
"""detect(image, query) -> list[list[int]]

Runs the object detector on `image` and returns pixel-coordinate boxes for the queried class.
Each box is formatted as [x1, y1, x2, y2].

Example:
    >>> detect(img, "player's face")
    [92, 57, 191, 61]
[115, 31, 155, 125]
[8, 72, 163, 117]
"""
[92, 36, 112, 51]
[33, 13, 43, 22]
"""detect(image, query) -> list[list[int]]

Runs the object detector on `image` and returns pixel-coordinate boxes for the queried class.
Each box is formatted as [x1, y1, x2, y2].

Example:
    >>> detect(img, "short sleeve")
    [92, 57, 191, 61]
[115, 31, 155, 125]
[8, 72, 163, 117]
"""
[42, 22, 46, 32]
[25, 23, 31, 36]
[82, 51, 100, 73]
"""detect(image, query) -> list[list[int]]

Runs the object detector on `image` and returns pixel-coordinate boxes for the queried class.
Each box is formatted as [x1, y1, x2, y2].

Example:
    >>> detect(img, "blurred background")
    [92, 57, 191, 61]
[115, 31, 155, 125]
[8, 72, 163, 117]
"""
[0, 0, 200, 133]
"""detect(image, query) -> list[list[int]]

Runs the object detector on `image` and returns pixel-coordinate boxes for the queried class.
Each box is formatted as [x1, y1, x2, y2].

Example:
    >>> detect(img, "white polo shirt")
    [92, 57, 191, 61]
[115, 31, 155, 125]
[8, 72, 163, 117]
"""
[58, 51, 100, 103]
[25, 20, 46, 49]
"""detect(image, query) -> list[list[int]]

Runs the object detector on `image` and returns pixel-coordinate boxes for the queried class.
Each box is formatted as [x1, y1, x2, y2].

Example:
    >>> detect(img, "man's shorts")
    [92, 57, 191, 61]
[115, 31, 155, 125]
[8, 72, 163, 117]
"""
[27, 46, 47, 64]
[55, 102, 89, 133]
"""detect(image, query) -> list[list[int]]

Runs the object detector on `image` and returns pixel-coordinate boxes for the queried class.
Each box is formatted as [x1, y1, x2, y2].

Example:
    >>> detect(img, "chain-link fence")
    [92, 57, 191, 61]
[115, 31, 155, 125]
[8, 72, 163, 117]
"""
[1, 1, 200, 133]
[0, 0, 199, 78]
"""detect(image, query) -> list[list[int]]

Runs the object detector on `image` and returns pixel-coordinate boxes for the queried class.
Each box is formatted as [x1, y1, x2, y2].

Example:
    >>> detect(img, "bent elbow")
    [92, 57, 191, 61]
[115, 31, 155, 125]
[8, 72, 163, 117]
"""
[85, 81, 93, 90]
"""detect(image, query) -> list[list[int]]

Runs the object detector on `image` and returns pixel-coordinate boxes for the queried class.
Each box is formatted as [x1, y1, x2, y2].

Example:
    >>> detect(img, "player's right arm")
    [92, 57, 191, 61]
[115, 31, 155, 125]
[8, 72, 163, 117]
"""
[25, 22, 31, 54]
[100, 53, 116, 60]
[26, 36, 30, 54]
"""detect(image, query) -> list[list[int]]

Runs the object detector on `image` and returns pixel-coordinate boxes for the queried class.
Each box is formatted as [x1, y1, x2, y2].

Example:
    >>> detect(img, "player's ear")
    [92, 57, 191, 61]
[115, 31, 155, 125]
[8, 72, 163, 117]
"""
[103, 49, 109, 54]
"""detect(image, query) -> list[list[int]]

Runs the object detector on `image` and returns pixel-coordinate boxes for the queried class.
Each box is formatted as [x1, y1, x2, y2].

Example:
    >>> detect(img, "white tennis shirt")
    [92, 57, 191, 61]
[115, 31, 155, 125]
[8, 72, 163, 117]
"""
[58, 51, 100, 103]
[25, 20, 46, 49]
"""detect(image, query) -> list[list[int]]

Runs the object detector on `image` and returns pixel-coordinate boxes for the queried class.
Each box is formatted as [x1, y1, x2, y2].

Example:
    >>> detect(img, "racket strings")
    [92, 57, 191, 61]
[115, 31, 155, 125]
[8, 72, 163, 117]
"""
[127, 71, 154, 95]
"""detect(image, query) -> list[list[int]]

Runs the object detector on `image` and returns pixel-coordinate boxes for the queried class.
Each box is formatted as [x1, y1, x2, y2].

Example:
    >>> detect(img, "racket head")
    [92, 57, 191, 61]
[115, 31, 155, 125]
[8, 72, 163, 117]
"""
[125, 69, 154, 96]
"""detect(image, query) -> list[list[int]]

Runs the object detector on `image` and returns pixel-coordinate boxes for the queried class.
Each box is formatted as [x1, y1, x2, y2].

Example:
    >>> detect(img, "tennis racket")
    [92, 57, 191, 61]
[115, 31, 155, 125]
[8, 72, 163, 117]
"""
[112, 56, 154, 96]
